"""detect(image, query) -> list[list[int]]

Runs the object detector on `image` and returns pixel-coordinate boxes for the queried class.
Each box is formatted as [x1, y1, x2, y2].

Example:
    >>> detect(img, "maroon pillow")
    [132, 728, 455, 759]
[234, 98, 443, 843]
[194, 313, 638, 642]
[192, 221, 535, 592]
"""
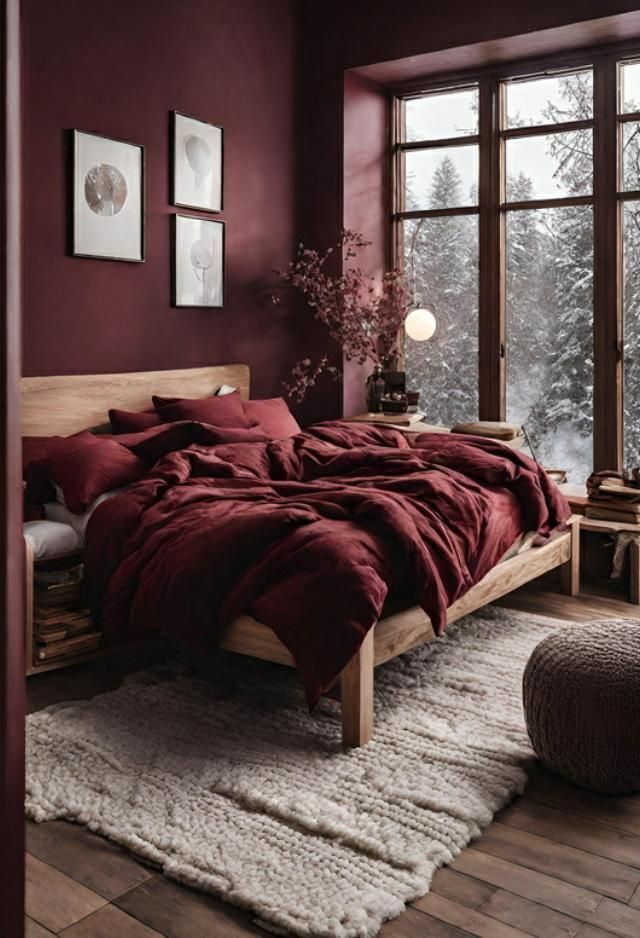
[109, 408, 162, 433]
[29, 439, 146, 513]
[242, 398, 301, 439]
[151, 394, 180, 409]
[153, 390, 251, 428]
[129, 421, 269, 464]
[22, 431, 97, 478]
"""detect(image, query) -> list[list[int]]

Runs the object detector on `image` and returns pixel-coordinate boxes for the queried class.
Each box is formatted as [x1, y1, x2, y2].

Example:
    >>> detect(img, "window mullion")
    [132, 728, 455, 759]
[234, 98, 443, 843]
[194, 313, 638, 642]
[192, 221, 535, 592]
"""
[593, 55, 622, 471]
[478, 75, 504, 420]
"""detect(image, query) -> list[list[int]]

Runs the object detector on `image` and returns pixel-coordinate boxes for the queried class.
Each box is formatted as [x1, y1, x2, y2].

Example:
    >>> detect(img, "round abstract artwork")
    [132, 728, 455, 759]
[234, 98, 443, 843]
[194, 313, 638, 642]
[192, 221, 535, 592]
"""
[184, 134, 212, 186]
[84, 163, 128, 216]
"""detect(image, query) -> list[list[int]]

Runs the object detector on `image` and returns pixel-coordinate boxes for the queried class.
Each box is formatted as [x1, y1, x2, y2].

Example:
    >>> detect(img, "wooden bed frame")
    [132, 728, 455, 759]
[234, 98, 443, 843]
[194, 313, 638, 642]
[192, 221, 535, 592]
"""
[22, 364, 580, 746]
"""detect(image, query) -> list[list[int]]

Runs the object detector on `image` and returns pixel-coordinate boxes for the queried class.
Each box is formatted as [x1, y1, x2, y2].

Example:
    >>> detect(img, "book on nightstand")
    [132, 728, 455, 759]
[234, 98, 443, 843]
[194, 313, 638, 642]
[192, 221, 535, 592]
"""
[31, 560, 101, 665]
[348, 412, 426, 426]
[35, 630, 102, 662]
[585, 479, 640, 524]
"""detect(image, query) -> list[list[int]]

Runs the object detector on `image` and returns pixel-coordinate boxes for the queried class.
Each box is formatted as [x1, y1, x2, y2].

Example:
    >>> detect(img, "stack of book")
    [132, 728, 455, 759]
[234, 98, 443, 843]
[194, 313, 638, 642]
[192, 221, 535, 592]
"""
[33, 564, 101, 664]
[585, 479, 640, 524]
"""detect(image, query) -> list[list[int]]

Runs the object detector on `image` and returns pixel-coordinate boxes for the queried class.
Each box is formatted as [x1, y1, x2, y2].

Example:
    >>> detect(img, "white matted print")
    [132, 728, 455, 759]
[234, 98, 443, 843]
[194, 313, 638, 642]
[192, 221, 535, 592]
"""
[172, 112, 223, 212]
[173, 215, 225, 307]
[72, 130, 144, 262]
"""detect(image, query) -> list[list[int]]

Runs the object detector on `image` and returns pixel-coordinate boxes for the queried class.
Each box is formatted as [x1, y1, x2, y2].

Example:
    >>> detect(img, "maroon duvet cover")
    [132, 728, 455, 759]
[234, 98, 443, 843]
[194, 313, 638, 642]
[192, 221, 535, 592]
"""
[85, 422, 570, 706]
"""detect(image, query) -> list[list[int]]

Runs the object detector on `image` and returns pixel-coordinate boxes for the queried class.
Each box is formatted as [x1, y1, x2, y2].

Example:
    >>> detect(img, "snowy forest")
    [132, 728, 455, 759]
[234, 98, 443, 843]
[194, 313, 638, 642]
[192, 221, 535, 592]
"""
[404, 72, 640, 482]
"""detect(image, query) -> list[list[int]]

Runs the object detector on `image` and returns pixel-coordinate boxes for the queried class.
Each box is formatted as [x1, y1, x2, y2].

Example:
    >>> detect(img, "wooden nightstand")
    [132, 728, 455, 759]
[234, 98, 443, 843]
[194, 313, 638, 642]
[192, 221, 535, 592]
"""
[557, 486, 640, 604]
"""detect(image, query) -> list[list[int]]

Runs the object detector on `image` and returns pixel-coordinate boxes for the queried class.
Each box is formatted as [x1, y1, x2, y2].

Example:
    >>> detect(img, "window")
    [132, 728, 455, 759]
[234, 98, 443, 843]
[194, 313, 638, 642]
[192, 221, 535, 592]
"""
[504, 72, 594, 482]
[401, 85, 479, 426]
[621, 61, 640, 467]
[395, 53, 640, 482]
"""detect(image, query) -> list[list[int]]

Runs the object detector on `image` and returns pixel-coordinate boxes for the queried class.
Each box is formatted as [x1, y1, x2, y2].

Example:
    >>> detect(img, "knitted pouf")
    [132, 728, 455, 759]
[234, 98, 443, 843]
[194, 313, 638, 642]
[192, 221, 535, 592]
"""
[523, 621, 640, 794]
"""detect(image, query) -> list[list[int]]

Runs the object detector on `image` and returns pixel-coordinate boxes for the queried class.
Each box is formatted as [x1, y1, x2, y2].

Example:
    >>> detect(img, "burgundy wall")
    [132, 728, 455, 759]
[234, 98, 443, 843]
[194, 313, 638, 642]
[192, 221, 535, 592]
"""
[22, 0, 300, 406]
[298, 0, 640, 417]
[342, 73, 389, 417]
[21, 0, 640, 424]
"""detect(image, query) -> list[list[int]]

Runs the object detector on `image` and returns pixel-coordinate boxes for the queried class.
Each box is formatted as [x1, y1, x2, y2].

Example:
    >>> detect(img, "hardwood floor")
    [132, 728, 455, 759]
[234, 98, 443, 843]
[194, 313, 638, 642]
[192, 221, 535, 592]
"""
[25, 583, 640, 938]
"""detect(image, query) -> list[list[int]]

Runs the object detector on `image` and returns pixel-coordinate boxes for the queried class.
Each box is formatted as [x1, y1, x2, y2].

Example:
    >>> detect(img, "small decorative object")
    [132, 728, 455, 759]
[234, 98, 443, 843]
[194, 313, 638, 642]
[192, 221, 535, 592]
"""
[623, 467, 640, 488]
[545, 469, 568, 484]
[72, 130, 144, 262]
[366, 365, 386, 413]
[381, 393, 408, 415]
[278, 230, 414, 402]
[172, 112, 223, 213]
[172, 215, 224, 307]
[381, 369, 406, 396]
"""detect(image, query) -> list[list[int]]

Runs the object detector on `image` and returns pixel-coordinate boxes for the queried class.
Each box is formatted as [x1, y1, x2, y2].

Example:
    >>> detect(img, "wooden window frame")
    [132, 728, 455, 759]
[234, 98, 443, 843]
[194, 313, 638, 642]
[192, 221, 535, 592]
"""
[392, 44, 640, 473]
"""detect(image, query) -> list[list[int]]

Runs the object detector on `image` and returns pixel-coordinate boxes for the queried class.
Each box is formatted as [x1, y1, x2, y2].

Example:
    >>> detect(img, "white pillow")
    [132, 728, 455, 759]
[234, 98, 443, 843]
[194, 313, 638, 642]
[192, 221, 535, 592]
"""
[23, 521, 83, 561]
[216, 384, 237, 396]
[46, 487, 122, 540]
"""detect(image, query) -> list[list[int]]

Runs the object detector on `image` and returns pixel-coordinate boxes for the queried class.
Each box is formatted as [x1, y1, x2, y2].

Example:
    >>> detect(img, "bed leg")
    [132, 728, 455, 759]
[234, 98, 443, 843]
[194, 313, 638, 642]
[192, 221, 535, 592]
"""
[341, 628, 374, 748]
[560, 516, 580, 597]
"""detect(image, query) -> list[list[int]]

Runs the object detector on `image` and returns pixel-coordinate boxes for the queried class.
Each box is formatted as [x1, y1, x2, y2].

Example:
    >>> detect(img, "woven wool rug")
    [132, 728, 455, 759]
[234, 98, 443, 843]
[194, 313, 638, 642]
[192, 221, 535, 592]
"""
[26, 606, 566, 938]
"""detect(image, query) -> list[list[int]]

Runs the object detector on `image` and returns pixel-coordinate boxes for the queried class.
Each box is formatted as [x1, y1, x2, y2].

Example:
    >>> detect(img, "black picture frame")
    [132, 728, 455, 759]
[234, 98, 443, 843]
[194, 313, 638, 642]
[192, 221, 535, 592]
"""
[171, 214, 226, 308]
[171, 111, 224, 213]
[71, 129, 145, 263]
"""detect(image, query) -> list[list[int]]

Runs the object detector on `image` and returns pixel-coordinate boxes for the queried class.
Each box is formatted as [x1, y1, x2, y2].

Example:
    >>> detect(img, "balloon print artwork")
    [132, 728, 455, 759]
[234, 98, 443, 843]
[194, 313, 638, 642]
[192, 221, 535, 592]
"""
[190, 232, 214, 299]
[172, 112, 222, 212]
[184, 135, 213, 189]
[173, 215, 224, 307]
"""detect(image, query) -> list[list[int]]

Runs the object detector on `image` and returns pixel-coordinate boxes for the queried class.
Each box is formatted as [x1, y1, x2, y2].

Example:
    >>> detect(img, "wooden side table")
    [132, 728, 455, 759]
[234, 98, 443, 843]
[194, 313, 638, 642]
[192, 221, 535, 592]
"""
[578, 517, 640, 604]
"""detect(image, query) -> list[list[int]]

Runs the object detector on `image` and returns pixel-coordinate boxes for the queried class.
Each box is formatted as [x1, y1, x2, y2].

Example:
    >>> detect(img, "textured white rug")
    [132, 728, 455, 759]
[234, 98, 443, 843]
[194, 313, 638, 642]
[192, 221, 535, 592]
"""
[26, 606, 565, 938]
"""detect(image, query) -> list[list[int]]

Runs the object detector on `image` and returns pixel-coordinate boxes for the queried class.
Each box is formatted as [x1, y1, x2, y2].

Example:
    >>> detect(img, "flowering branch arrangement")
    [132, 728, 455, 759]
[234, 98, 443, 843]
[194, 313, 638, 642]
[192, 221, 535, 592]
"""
[277, 229, 413, 402]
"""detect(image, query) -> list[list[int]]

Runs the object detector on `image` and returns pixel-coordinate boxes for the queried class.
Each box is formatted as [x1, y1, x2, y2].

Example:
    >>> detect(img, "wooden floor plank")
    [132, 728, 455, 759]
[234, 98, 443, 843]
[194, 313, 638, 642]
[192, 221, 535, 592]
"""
[476, 822, 640, 901]
[114, 875, 268, 938]
[498, 799, 640, 869]
[25, 918, 55, 938]
[478, 889, 583, 938]
[452, 849, 640, 938]
[413, 893, 533, 938]
[60, 903, 165, 937]
[629, 882, 640, 909]
[587, 899, 640, 938]
[429, 867, 496, 909]
[576, 926, 629, 938]
[524, 768, 640, 837]
[380, 906, 470, 937]
[25, 854, 107, 933]
[451, 849, 603, 920]
[26, 818, 154, 900]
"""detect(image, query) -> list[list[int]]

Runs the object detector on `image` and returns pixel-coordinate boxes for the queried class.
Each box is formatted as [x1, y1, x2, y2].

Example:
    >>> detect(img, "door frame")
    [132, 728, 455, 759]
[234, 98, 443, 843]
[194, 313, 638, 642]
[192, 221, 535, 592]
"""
[1, 0, 25, 935]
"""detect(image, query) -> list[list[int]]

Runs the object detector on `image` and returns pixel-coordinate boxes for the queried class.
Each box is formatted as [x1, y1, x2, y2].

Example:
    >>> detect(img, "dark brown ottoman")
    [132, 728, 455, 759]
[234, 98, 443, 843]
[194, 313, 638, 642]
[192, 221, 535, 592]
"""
[523, 622, 640, 794]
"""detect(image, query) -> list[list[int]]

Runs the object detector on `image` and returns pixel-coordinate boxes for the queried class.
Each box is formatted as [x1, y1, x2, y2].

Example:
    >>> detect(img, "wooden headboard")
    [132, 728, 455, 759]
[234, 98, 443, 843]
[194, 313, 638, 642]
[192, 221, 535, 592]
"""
[21, 364, 250, 436]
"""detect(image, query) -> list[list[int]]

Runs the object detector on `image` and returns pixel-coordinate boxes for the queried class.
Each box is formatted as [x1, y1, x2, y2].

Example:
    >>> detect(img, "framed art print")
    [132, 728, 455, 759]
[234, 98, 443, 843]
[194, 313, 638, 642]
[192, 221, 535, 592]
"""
[172, 214, 225, 307]
[172, 112, 223, 212]
[72, 130, 144, 262]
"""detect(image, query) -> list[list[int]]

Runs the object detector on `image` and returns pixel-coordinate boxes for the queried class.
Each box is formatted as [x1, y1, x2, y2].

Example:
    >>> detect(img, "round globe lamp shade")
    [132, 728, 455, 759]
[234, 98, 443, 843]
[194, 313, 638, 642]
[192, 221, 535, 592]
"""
[405, 308, 436, 342]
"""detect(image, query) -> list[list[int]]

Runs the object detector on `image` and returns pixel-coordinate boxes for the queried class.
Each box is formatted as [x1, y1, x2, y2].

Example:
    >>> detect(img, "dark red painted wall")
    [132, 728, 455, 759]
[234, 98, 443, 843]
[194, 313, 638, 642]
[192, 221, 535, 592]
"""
[22, 0, 300, 405]
[21, 0, 640, 423]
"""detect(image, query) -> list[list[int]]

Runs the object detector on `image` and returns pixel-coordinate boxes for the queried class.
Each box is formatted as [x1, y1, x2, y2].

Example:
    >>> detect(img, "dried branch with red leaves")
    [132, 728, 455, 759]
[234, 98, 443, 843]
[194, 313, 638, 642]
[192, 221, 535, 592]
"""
[277, 230, 412, 402]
